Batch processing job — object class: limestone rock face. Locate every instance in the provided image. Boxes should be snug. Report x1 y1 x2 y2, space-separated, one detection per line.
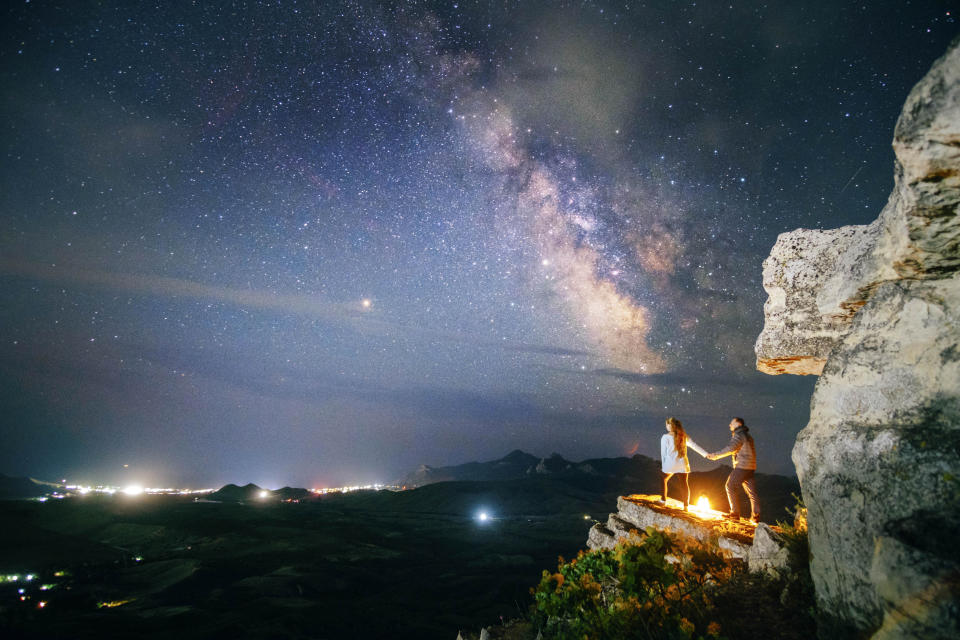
793 277 960 635
755 226 871 374
757 38 960 638
757 40 960 372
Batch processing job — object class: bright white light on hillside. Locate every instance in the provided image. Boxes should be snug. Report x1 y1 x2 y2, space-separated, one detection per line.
477 511 489 522
122 484 143 496
259 490 269 499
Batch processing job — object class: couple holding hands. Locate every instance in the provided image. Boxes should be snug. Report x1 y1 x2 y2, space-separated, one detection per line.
659 416 761 523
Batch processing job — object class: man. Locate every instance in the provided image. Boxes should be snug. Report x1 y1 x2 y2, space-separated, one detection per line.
706 417 760 523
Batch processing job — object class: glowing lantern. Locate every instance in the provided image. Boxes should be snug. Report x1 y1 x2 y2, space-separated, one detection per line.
696 495 710 511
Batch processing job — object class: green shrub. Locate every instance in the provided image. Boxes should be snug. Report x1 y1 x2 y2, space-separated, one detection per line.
530 528 732 639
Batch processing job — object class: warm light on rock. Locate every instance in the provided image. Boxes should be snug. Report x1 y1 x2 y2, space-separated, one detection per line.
586 495 783 570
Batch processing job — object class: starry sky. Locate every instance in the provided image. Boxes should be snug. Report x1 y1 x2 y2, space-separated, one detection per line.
1 1 956 488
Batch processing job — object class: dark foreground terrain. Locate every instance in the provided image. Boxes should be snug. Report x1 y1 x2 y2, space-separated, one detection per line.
0 466 798 639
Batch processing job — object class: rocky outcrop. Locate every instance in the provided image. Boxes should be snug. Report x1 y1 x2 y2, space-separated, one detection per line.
757 38 960 373
747 523 792 577
756 38 960 638
586 495 789 573
755 226 871 374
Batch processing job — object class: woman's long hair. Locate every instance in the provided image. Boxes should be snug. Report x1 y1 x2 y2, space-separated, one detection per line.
666 417 687 458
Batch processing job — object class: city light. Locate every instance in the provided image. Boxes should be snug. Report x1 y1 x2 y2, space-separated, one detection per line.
310 482 398 495
33 483 217 501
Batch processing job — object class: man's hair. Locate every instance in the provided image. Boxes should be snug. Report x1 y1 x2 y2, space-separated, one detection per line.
731 417 745 427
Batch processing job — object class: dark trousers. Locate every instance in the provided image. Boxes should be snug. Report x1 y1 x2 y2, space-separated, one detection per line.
725 468 759 518
661 472 690 507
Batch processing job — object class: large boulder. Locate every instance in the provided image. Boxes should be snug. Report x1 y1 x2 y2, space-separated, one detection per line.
756 38 960 638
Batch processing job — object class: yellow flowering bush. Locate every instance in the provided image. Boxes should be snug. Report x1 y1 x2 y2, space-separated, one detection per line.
531 527 734 639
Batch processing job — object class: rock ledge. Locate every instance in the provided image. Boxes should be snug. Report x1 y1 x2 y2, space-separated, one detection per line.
587 494 788 574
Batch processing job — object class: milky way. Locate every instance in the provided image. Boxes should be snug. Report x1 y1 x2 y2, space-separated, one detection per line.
0 2 955 486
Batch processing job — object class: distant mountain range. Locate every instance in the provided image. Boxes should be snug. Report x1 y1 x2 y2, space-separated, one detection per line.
207 483 310 502
398 449 671 487
197 450 799 523
397 449 685 487
398 449 580 486
1 451 802 523
390 450 801 522
0 473 55 499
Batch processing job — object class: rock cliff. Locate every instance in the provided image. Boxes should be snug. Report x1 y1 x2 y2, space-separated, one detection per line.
756 38 960 639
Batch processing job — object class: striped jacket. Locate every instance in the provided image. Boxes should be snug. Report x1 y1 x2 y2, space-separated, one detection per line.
710 426 756 470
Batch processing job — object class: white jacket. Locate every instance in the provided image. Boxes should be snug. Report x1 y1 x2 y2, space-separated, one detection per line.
661 433 707 473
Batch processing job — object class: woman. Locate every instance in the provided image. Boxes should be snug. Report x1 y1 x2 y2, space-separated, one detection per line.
659 417 707 510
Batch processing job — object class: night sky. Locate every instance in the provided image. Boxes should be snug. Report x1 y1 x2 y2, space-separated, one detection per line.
1 1 956 489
